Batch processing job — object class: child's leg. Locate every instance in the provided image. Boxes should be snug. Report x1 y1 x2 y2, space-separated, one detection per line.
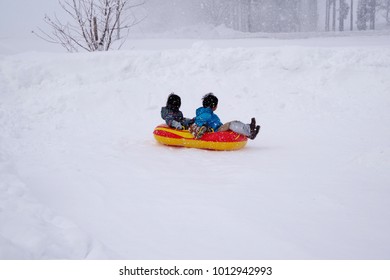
217 123 230 132
218 121 251 137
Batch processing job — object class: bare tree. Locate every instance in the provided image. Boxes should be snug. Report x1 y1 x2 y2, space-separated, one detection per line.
350 0 354 30
200 0 231 27
332 0 337 30
339 0 350 31
357 0 378 30
357 0 369 30
368 0 377 29
379 0 390 25
33 0 145 52
326 0 337 31
326 0 330 31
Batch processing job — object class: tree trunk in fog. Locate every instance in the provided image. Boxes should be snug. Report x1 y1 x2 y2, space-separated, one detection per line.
388 0 390 25
386 0 390 25
325 0 337 31
248 0 252 32
369 0 376 29
357 0 377 30
350 0 354 30
339 0 345 30
339 0 350 31
387 0 390 25
117 0 121 40
326 0 331 31
332 0 337 31
202 0 318 33
357 0 367 30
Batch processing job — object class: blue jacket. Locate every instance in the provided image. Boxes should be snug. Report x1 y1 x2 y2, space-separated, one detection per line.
194 107 223 131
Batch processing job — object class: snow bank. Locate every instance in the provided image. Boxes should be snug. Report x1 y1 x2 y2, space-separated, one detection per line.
0 39 390 259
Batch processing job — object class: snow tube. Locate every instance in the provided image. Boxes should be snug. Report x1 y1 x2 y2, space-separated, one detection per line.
153 124 247 151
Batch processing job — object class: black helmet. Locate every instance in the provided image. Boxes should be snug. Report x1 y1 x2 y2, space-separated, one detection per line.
166 93 181 110
202 93 218 109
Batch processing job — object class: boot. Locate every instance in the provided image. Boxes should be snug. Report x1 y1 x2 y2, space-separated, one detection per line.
249 125 260 140
196 126 208 139
190 124 208 139
250 117 256 133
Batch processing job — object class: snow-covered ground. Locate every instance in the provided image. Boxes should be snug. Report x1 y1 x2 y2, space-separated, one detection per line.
1 29 390 259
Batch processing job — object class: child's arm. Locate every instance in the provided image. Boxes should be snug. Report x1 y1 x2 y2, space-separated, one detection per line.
181 117 195 129
166 113 184 129
162 108 184 129
170 120 184 130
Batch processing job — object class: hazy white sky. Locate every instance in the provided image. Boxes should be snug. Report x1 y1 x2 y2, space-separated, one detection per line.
0 0 61 37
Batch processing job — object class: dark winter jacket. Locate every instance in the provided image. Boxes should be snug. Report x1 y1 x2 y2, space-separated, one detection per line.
161 106 193 129
194 107 223 131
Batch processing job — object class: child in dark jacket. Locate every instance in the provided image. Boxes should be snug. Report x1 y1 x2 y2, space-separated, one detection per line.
190 93 260 139
161 93 194 130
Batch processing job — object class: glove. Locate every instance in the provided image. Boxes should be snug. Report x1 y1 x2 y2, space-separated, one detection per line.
171 120 183 130
182 118 194 129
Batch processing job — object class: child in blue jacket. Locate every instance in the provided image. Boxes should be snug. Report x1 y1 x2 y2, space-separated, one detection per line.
161 93 194 130
190 93 260 139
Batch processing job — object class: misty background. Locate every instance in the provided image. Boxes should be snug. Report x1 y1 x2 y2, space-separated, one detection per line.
1 0 390 40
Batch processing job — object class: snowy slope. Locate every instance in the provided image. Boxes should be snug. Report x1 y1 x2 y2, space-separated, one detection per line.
1 35 390 259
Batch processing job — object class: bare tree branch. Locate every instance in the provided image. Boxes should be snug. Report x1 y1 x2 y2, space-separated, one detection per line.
34 0 145 52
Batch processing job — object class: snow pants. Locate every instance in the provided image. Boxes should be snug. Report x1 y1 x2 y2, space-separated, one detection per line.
217 121 251 137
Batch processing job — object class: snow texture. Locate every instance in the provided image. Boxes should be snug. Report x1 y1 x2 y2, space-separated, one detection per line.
1 29 390 259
